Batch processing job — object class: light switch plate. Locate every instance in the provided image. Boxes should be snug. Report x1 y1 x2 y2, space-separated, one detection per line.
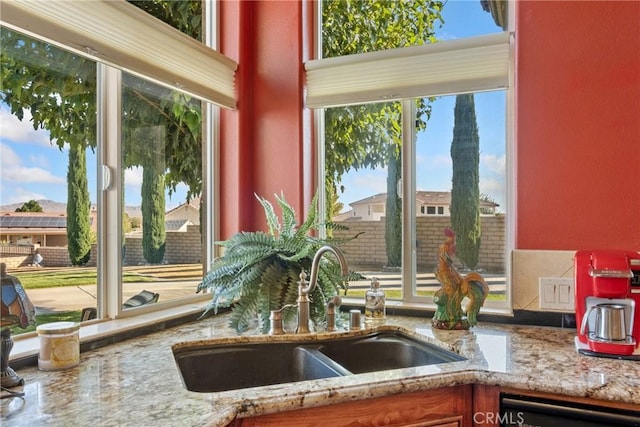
539 277 575 311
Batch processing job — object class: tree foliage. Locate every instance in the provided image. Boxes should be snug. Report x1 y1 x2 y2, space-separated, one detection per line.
0 1 204 200
322 0 443 266
1 1 202 267
450 94 481 269
142 163 166 264
67 144 92 265
15 200 43 212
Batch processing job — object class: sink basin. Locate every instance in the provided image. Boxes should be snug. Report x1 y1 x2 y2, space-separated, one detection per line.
316 331 466 374
173 341 348 392
172 330 465 393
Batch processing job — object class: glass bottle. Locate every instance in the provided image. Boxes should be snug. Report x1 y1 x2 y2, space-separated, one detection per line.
364 277 386 324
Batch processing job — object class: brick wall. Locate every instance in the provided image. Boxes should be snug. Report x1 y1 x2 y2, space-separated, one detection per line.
0 225 203 268
0 246 73 268
123 225 202 265
334 215 505 273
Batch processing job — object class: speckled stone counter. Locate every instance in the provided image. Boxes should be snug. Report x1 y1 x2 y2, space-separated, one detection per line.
2 314 640 426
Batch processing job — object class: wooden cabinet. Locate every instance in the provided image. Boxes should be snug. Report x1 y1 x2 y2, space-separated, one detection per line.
232 384 502 427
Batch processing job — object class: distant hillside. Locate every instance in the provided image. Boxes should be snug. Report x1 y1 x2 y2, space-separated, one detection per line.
0 199 142 218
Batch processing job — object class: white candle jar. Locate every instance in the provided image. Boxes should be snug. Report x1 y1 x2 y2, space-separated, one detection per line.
37 321 80 371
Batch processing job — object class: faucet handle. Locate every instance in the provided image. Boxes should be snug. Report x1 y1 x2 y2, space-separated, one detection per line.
325 296 342 332
268 304 295 335
298 271 310 296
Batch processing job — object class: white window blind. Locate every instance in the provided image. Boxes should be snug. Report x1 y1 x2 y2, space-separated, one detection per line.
1 0 237 109
305 32 510 108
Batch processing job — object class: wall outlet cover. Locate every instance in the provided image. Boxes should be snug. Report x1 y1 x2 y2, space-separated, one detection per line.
539 277 575 311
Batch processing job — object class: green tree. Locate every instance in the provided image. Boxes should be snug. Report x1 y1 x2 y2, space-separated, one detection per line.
123 212 133 234
15 200 43 212
0 1 202 264
322 0 443 266
142 163 166 264
67 143 92 265
450 94 481 269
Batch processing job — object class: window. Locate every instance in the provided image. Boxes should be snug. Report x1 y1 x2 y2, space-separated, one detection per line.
1 1 234 335
313 0 511 309
1 27 102 330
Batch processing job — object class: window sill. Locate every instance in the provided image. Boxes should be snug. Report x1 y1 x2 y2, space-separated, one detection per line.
340 297 513 316
10 299 513 367
10 301 208 367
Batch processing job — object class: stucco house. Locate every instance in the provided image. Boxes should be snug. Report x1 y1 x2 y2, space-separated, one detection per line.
165 196 201 226
339 191 499 221
0 211 97 246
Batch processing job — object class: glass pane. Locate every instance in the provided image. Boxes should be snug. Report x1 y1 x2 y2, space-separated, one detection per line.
121 72 204 310
437 0 506 39
414 91 506 302
322 0 445 57
1 27 100 333
130 1 203 42
327 101 404 301
322 0 504 59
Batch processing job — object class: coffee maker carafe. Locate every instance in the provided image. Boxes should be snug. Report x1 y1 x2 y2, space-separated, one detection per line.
574 250 640 358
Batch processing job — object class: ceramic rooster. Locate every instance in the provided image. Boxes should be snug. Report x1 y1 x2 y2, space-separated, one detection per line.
432 228 489 330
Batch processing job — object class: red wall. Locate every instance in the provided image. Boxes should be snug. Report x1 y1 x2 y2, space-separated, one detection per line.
218 0 313 238
516 0 640 250
219 1 640 250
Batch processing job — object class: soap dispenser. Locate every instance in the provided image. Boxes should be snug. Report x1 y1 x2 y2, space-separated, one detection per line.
364 277 386 324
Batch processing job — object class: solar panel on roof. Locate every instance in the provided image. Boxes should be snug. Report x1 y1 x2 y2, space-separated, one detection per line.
0 216 67 228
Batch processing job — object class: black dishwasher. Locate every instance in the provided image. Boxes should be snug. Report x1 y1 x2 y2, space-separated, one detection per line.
500 393 640 426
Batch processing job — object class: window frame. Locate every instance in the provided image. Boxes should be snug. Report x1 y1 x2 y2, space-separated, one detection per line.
312 3 515 312
3 1 223 325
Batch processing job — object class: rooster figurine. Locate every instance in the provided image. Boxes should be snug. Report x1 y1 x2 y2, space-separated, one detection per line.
432 227 489 330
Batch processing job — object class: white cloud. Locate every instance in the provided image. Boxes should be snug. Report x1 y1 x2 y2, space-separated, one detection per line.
0 107 51 146
351 171 387 193
480 178 506 211
481 153 505 176
28 153 54 169
124 166 143 187
0 143 65 184
3 187 48 205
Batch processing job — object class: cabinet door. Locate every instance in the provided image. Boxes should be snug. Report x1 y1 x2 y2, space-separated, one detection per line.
235 385 472 427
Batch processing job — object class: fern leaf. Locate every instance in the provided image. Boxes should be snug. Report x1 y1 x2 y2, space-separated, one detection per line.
296 192 319 237
256 194 280 236
228 285 262 333
276 192 298 238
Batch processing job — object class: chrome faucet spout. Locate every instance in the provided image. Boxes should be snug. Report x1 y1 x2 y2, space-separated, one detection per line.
296 245 349 334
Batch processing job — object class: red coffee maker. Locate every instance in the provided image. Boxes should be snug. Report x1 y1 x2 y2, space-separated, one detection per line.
574 250 640 358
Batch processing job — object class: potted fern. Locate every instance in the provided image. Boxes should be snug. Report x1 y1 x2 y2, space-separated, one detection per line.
197 193 359 334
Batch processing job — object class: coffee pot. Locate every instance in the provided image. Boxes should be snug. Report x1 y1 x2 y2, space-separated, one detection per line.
580 303 628 342
574 250 640 357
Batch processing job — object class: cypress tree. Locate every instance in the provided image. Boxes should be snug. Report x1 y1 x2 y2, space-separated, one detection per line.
385 146 402 267
450 94 481 269
141 163 166 264
67 143 92 266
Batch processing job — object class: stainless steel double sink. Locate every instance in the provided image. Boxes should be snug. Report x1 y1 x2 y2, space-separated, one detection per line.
172 330 465 393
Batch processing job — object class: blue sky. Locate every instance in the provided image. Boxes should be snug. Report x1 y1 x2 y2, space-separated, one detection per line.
0 0 505 212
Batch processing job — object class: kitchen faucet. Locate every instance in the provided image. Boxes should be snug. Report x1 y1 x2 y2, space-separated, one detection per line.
295 245 350 334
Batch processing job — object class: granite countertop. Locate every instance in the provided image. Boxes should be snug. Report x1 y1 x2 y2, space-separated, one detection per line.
2 313 639 426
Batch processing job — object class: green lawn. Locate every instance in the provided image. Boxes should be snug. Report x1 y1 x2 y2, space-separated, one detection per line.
12 269 153 289
10 310 82 334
